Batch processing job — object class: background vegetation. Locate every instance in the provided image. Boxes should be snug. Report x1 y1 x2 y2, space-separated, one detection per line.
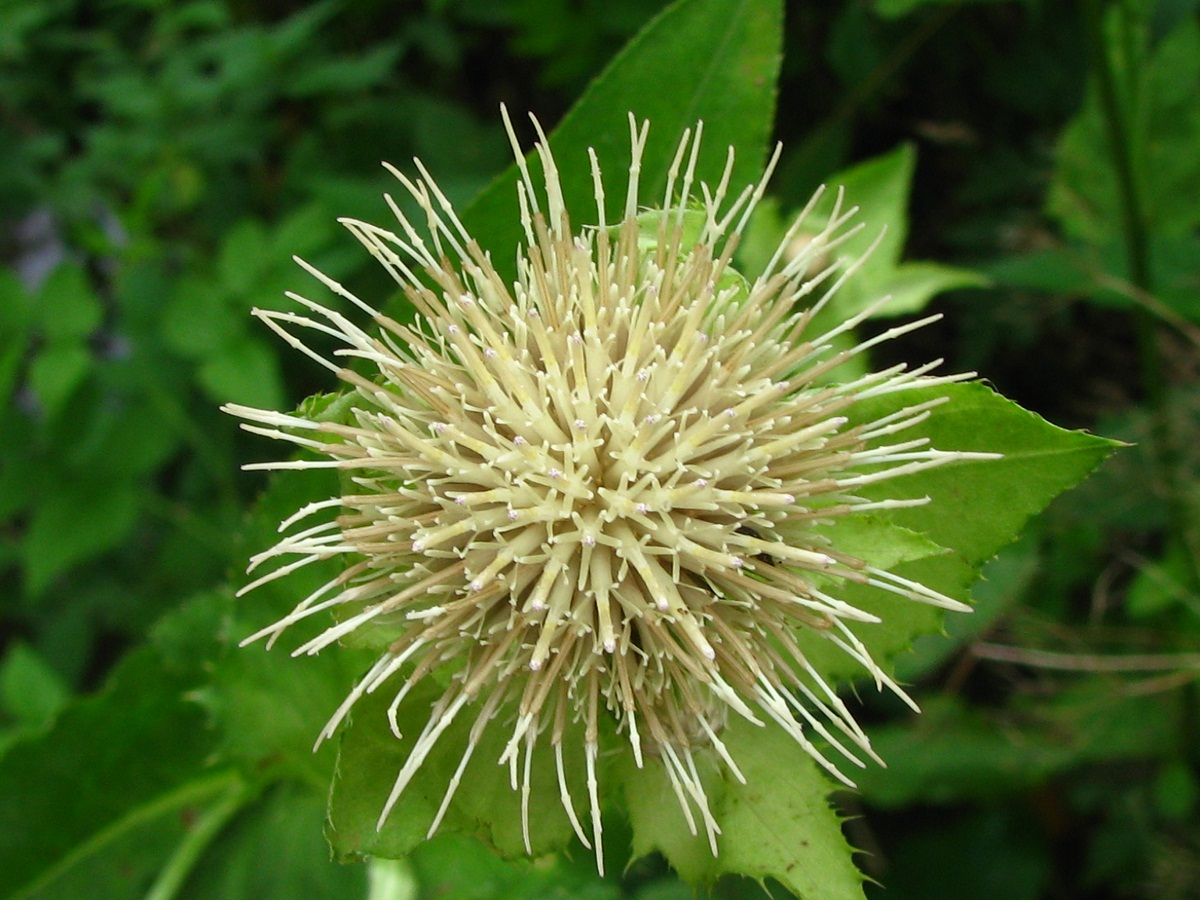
2 0 1199 897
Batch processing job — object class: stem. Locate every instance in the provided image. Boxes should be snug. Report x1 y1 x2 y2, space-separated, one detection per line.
143 776 254 900
1081 0 1148 288
1080 0 1160 390
972 643 1200 673
15 771 244 900
1080 0 1200 587
792 4 958 179
367 858 419 900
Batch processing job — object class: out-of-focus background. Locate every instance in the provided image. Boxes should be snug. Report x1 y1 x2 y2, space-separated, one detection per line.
3 0 1200 897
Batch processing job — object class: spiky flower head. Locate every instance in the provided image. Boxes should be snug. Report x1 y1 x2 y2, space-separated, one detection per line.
225 109 989 872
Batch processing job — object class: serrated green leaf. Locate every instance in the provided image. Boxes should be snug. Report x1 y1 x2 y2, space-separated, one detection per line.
849 381 1120 566
797 545 980 685
792 383 1116 682
328 680 587 862
462 0 783 276
622 717 865 900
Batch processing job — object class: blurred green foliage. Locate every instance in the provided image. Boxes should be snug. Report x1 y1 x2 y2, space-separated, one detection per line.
2 0 1200 896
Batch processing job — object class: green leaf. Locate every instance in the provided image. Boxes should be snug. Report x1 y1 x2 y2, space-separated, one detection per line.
407 834 617 900
162 277 242 359
198 336 286 410
219 220 272 296
814 146 987 319
462 0 783 274
170 784 368 900
740 149 985 323
797 543 980 685
856 683 1184 808
1125 537 1195 618
208 470 378 787
1048 15 1200 247
982 247 1116 300
271 202 336 260
23 473 142 596
328 680 587 862
207 611 376 788
877 261 989 317
27 343 92 421
36 264 102 342
792 382 1117 682
0 643 69 729
849 382 1120 566
0 266 31 336
286 44 402 96
0 647 222 899
873 0 1004 17
622 717 865 900
820 144 915 280
1153 761 1199 821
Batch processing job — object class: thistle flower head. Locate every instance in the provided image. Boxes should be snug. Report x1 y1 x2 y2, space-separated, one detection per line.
225 109 987 872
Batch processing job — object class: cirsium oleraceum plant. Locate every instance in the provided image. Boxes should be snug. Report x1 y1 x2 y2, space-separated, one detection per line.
223 110 998 873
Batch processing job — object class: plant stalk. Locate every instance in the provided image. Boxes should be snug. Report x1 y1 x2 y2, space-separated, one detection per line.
1081 0 1200 589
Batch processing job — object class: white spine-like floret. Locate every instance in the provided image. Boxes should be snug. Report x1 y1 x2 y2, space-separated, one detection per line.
224 108 994 874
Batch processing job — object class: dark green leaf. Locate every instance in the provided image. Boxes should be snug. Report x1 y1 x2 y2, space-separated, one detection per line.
1049 16 1200 250
857 683 1184 808
0 647 223 899
23 473 142 595
463 0 783 274
219 220 272 296
175 784 367 900
408 834 618 900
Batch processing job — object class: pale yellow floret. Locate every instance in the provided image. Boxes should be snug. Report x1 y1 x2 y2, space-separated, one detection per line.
223 106 999 874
